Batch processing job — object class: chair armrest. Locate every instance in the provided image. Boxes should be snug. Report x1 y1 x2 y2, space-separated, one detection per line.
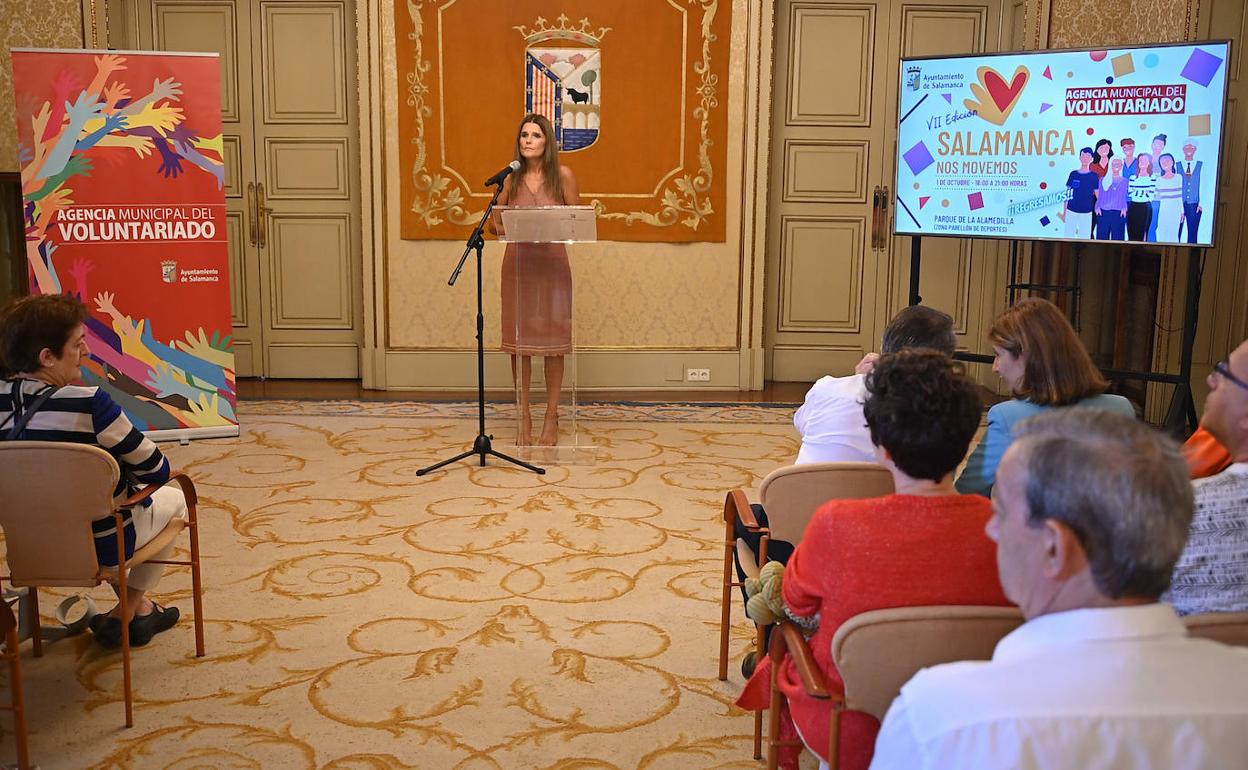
119 472 198 510
725 488 765 531
770 621 836 701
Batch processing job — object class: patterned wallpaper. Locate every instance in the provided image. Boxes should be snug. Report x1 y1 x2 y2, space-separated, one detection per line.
1048 0 1198 48
382 1 749 350
0 0 85 171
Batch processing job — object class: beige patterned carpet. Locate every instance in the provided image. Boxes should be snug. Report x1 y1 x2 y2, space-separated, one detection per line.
2 399 806 769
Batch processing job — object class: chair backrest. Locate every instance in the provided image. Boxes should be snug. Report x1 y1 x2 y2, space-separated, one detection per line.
758 462 893 544
833 605 1024 720
0 441 119 587
1183 611 1248 647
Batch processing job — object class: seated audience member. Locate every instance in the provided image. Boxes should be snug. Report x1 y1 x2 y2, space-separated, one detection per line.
0 294 186 649
957 297 1134 496
1166 340 1248 614
736 351 1009 770
793 305 956 464
734 306 957 675
870 410 1248 770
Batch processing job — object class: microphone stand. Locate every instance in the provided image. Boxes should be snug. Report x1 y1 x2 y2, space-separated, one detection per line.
417 180 545 476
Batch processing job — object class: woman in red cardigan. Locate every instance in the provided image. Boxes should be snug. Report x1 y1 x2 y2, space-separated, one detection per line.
736 350 1011 770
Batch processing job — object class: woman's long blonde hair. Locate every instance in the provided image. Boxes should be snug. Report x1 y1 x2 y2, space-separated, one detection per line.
507 113 564 203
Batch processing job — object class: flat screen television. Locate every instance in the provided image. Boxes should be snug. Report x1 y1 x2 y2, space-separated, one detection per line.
893 41 1230 247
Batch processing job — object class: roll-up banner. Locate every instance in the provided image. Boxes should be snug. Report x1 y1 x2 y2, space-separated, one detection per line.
10 48 238 440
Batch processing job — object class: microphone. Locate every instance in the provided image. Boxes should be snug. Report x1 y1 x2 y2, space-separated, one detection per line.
484 160 521 187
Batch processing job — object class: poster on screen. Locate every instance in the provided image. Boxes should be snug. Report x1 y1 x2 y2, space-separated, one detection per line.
893 42 1230 248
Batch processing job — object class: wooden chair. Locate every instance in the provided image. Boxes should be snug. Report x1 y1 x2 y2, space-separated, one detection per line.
766 605 1024 770
0 599 30 769
718 462 893 758
0 441 205 728
1183 611 1248 646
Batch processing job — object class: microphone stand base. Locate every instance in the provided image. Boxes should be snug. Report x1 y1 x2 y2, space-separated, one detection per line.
416 433 546 475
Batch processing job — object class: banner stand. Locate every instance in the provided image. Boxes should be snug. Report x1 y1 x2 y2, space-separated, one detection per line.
11 48 238 441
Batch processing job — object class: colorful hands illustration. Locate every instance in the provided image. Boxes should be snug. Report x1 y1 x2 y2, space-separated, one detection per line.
93 54 127 78
158 152 184 179
149 77 183 104
132 102 185 135
95 290 119 316
146 361 190 398
51 69 82 102
30 102 52 143
68 258 94 299
175 329 234 369
34 187 74 225
103 81 131 109
192 134 224 155
96 133 156 158
29 155 92 203
184 392 227 427
64 91 103 127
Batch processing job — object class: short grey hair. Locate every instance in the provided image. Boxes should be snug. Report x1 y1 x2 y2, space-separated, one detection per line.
1011 409 1192 599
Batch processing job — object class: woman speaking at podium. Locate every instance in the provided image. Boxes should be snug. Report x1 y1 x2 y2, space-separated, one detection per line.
492 113 581 446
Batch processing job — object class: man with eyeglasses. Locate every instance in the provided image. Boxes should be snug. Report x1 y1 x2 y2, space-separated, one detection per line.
1165 340 1248 615
869 410 1248 770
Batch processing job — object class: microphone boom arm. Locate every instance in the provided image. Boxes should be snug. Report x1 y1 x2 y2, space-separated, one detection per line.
448 181 505 287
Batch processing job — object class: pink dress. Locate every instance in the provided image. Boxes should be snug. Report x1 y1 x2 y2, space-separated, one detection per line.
500 180 572 355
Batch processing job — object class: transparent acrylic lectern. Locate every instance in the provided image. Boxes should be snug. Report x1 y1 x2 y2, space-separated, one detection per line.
497 205 598 464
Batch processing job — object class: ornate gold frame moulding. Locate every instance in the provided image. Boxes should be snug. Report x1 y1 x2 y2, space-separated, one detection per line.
399 1 726 241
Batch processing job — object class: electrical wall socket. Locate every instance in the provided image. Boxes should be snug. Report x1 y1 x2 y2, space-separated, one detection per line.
686 368 710 382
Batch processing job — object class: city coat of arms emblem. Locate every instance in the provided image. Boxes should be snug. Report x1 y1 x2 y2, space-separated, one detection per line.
518 15 607 152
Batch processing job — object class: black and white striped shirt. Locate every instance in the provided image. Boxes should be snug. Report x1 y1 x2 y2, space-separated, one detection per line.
0 377 171 565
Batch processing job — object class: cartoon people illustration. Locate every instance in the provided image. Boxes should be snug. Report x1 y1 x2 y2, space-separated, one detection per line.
1178 138 1203 244
1092 139 1113 179
1095 158 1128 241
1127 152 1156 243
1062 147 1099 240
1120 137 1138 180
1147 134 1167 241
1154 152 1184 244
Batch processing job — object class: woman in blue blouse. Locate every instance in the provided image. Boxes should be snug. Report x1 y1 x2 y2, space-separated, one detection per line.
956 298 1135 496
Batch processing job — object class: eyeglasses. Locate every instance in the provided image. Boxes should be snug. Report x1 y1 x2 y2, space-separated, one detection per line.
1212 359 1248 393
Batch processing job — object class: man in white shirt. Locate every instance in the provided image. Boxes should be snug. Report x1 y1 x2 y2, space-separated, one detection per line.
1166 338 1248 615
736 306 957 677
793 305 956 463
870 409 1248 770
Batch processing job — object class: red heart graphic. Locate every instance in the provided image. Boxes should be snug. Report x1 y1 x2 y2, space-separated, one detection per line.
983 68 1027 114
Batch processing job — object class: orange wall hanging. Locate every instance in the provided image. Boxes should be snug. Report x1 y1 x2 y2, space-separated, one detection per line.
395 1 730 242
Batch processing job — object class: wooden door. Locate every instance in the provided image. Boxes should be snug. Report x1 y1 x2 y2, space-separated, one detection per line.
765 0 1007 382
766 0 896 382
138 0 362 378
880 0 1005 360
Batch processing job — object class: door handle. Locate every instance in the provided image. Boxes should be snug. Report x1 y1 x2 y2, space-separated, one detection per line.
256 182 273 248
247 181 258 246
870 186 882 251
878 186 890 251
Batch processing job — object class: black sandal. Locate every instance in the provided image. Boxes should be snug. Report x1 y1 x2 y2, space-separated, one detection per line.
129 603 180 647
91 615 125 649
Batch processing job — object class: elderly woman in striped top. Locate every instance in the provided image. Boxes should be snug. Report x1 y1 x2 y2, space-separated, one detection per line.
0 294 187 649
1126 152 1156 242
